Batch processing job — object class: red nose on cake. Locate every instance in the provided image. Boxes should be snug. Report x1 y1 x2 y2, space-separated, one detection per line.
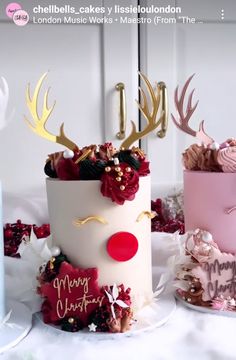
107 231 138 262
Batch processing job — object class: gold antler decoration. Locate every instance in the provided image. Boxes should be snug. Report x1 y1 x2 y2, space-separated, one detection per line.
25 73 78 151
120 72 165 149
74 149 92 164
73 216 108 227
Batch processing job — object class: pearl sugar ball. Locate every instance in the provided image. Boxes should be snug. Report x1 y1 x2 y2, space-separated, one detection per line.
202 231 213 243
63 149 74 159
51 246 61 257
210 142 220 151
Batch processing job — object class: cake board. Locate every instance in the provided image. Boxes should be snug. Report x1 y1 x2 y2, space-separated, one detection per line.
0 300 32 354
35 293 176 339
175 292 236 318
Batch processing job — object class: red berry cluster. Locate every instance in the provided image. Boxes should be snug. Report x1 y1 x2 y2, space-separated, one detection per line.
3 220 50 257
151 199 185 234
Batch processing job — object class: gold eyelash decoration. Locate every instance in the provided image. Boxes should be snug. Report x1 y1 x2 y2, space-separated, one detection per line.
136 211 157 222
73 216 108 227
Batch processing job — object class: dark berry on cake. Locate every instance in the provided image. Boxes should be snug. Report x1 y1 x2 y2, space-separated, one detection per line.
88 305 110 332
79 159 107 180
39 252 69 283
61 316 84 332
118 150 141 171
44 160 57 178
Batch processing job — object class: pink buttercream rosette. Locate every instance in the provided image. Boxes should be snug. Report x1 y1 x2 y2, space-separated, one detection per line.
183 140 236 173
217 146 236 172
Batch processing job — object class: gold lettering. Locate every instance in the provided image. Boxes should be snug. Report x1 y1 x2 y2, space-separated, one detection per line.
56 298 68 319
53 275 90 298
55 295 105 319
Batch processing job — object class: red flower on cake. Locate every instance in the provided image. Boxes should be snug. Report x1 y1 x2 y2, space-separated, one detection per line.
100 163 139 205
55 158 79 180
138 160 150 176
40 262 105 325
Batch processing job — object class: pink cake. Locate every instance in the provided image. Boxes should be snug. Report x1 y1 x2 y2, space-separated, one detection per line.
172 75 236 311
184 171 236 254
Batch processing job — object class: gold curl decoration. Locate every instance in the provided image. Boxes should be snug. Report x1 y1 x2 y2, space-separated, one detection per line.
136 211 157 222
73 216 108 227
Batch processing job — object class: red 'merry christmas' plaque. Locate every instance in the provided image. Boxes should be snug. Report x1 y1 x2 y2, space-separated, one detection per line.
40 262 105 325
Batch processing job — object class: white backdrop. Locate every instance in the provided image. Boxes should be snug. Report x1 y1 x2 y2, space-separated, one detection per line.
0 0 139 223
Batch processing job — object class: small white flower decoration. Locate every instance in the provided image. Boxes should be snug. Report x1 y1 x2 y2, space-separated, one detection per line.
105 283 129 319
88 323 97 332
18 229 52 263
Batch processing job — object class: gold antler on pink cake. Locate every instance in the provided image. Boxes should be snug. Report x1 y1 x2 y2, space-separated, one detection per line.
120 72 165 149
171 74 213 145
25 73 78 151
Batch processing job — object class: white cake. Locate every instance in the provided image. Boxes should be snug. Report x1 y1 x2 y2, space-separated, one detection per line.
46 176 152 307
25 72 165 333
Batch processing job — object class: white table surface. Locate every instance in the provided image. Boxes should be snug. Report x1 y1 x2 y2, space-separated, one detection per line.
2 233 236 360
